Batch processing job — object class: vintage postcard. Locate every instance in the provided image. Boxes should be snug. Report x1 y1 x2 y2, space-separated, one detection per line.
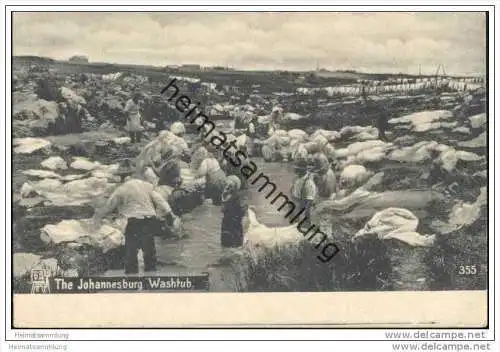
8 10 490 328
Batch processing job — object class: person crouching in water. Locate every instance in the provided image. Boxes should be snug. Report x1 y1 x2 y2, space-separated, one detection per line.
221 175 246 248
195 145 227 206
290 158 317 228
155 160 183 237
312 153 337 199
92 167 179 275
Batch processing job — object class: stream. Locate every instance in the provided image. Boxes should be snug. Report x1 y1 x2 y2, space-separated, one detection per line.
102 156 299 292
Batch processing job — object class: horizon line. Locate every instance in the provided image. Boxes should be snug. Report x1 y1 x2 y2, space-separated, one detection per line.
12 54 485 78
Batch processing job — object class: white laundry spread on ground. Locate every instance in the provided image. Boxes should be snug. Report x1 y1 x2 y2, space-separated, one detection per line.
340 164 372 186
70 157 102 171
243 208 304 249
24 176 115 207
353 207 436 247
14 137 52 154
40 218 126 253
40 156 68 170
388 110 453 131
22 169 62 179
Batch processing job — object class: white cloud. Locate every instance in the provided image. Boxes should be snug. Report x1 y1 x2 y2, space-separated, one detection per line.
13 12 486 75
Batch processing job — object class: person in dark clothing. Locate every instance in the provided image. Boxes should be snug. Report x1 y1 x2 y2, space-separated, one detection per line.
123 217 161 273
220 176 246 248
246 115 258 156
92 170 175 274
376 113 389 141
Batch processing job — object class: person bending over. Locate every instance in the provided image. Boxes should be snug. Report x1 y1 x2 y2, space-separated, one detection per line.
92 170 178 274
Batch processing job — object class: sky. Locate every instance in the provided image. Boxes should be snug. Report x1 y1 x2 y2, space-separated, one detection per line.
13 12 487 75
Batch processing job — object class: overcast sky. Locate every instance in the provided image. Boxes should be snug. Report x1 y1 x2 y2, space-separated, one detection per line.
13 12 486 75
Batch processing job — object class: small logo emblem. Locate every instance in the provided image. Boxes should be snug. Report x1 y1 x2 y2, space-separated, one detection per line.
30 268 51 294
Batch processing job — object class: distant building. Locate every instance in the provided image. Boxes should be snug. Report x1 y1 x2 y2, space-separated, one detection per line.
68 55 89 63
165 65 180 71
207 65 235 71
180 64 201 71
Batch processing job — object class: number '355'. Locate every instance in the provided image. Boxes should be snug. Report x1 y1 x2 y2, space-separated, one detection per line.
458 265 478 275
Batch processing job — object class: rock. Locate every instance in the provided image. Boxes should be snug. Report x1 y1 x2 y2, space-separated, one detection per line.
13 137 51 154
13 252 42 278
40 156 68 170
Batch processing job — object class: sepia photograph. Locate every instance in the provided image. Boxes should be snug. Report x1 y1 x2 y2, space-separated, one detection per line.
7 9 491 329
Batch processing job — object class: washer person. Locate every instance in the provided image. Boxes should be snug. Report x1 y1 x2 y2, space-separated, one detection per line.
92 168 179 274
290 158 317 227
124 92 143 143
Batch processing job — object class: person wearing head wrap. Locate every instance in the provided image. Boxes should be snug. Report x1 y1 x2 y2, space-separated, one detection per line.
270 105 283 131
311 153 337 199
155 160 182 200
220 175 246 248
246 114 258 157
170 121 186 137
290 158 317 227
195 151 227 206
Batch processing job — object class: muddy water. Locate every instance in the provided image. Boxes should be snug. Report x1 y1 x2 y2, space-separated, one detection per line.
103 158 298 291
